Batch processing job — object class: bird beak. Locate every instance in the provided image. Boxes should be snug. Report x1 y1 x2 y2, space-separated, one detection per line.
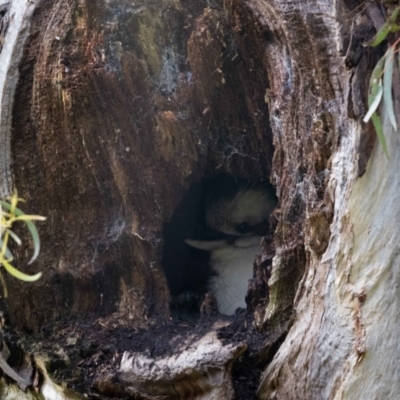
185 238 229 251
185 234 262 251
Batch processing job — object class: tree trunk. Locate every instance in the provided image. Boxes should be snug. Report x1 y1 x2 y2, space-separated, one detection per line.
0 0 396 398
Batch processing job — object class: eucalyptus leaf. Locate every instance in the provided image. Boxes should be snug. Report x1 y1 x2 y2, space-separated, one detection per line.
363 22 390 47
6 229 21 246
372 113 389 158
388 6 400 23
370 56 385 93
364 56 385 123
1 259 42 282
383 47 397 130
14 215 46 222
0 238 13 261
0 201 42 264
389 24 400 32
364 81 383 122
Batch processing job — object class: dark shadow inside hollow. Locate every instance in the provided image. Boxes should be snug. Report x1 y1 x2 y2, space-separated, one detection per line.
161 180 210 298
161 174 277 315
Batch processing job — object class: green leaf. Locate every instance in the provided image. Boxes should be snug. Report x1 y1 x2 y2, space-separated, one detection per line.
0 238 13 261
383 47 397 130
1 259 41 282
0 201 14 212
371 113 389 158
13 215 46 222
389 24 400 32
388 6 400 24
6 229 21 246
364 57 385 123
0 201 42 264
363 22 390 47
364 80 383 122
370 56 385 94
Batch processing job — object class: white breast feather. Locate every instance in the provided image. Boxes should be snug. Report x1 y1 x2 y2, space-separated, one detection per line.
208 240 260 315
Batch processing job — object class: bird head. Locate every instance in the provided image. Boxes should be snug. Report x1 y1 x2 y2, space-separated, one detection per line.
186 182 277 251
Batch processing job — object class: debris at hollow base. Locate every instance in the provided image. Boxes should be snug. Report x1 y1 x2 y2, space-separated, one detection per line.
94 328 246 399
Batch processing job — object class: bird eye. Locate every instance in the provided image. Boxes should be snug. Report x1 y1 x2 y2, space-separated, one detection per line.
236 222 251 234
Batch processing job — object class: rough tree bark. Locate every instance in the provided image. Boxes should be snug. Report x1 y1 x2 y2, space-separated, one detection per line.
0 0 397 399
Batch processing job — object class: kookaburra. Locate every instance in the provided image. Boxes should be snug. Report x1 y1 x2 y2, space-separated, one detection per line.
186 181 277 315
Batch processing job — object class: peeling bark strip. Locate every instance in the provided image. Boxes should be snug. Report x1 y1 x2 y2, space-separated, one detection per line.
0 0 398 398
0 0 40 197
